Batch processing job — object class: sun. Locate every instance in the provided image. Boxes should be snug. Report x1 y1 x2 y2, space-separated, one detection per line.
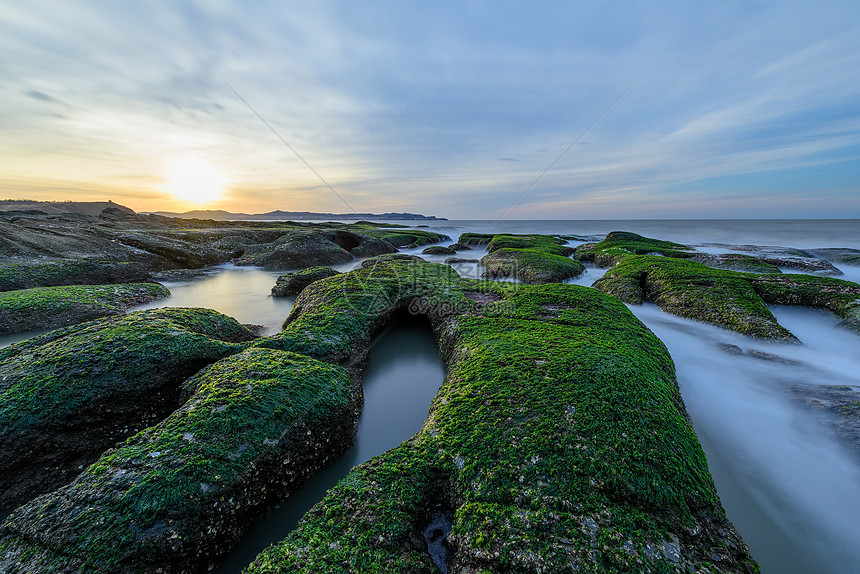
164 158 226 204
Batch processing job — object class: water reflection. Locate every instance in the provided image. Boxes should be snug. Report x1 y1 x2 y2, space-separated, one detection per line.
136 264 296 335
215 314 445 573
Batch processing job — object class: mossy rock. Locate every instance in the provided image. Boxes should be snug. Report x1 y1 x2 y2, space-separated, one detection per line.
0 308 256 516
457 232 495 246
244 261 757 573
0 259 150 292
481 248 585 284
422 245 456 256
810 248 860 266
355 227 450 248
0 348 356 573
271 267 340 297
691 253 783 274
592 254 860 339
360 253 425 268
448 243 471 251
0 283 170 335
574 231 695 266
235 231 355 270
486 234 574 257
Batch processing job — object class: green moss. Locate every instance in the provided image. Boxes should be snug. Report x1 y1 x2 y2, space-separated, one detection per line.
0 308 257 516
271 267 340 297
0 283 170 334
1 348 355 572
481 247 585 284
485 234 574 257
0 259 149 292
244 262 757 573
575 231 695 266
577 231 860 339
422 245 456 256
457 232 496 246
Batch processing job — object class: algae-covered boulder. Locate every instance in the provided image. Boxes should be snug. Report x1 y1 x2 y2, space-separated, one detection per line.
810 248 860 266
360 253 425 268
0 348 356 573
271 267 340 297
574 231 695 266
485 234 574 257
481 247 585 284
422 245 456 256
593 254 860 340
235 231 356 270
690 253 783 274
0 308 256 516
0 258 151 292
0 283 170 334
245 260 757 573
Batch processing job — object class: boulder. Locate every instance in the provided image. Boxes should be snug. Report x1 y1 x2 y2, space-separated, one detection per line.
0 283 171 335
0 308 255 516
271 267 341 297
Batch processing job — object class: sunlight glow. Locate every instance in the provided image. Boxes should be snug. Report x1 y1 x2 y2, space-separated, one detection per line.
164 158 226 204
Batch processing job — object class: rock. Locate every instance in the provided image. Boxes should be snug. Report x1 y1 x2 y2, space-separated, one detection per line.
583 232 860 340
447 243 471 251
698 243 842 275
0 283 171 334
809 248 860 266
360 253 425 268
149 268 213 281
790 385 860 459
574 231 695 266
691 253 783 274
481 248 585 284
0 259 151 292
837 305 860 335
444 257 479 264
485 234 575 257
235 231 355 270
422 245 456 256
272 267 341 297
0 348 356 573
0 308 255 517
246 260 757 573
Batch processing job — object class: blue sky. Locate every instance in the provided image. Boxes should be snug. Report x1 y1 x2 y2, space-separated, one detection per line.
1 0 858 218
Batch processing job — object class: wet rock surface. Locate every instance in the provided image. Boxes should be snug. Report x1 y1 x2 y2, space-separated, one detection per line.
473 234 584 284
582 232 860 340
0 283 171 334
271 267 341 297
0 308 256 518
246 260 757 573
0 348 356 573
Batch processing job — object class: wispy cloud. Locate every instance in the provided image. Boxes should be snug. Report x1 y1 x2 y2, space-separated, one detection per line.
0 1 858 217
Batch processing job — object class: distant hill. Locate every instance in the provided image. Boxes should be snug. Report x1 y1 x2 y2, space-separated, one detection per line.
152 209 447 221
0 200 133 216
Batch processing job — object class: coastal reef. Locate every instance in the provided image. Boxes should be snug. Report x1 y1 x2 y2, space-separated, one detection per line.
0 348 355 573
579 232 860 339
271 267 341 297
248 259 756 573
0 308 256 517
457 233 585 284
0 283 170 334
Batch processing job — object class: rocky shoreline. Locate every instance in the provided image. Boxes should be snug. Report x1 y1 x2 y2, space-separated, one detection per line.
2 208 860 573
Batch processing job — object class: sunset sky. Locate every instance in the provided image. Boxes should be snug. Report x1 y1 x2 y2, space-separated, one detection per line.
1 1 859 218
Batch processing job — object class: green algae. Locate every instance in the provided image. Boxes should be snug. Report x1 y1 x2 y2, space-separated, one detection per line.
0 308 257 515
244 261 756 573
0 259 149 292
0 283 170 334
271 267 340 297
0 348 355 573
592 254 860 340
575 231 695 266
481 247 586 284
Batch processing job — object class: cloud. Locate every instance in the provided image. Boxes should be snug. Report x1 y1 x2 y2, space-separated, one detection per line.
0 1 858 217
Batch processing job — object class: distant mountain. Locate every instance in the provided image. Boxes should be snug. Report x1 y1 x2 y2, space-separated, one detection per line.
0 200 133 216
152 209 447 221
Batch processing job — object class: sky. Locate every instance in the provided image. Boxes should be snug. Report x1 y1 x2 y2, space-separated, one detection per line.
1 0 859 219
